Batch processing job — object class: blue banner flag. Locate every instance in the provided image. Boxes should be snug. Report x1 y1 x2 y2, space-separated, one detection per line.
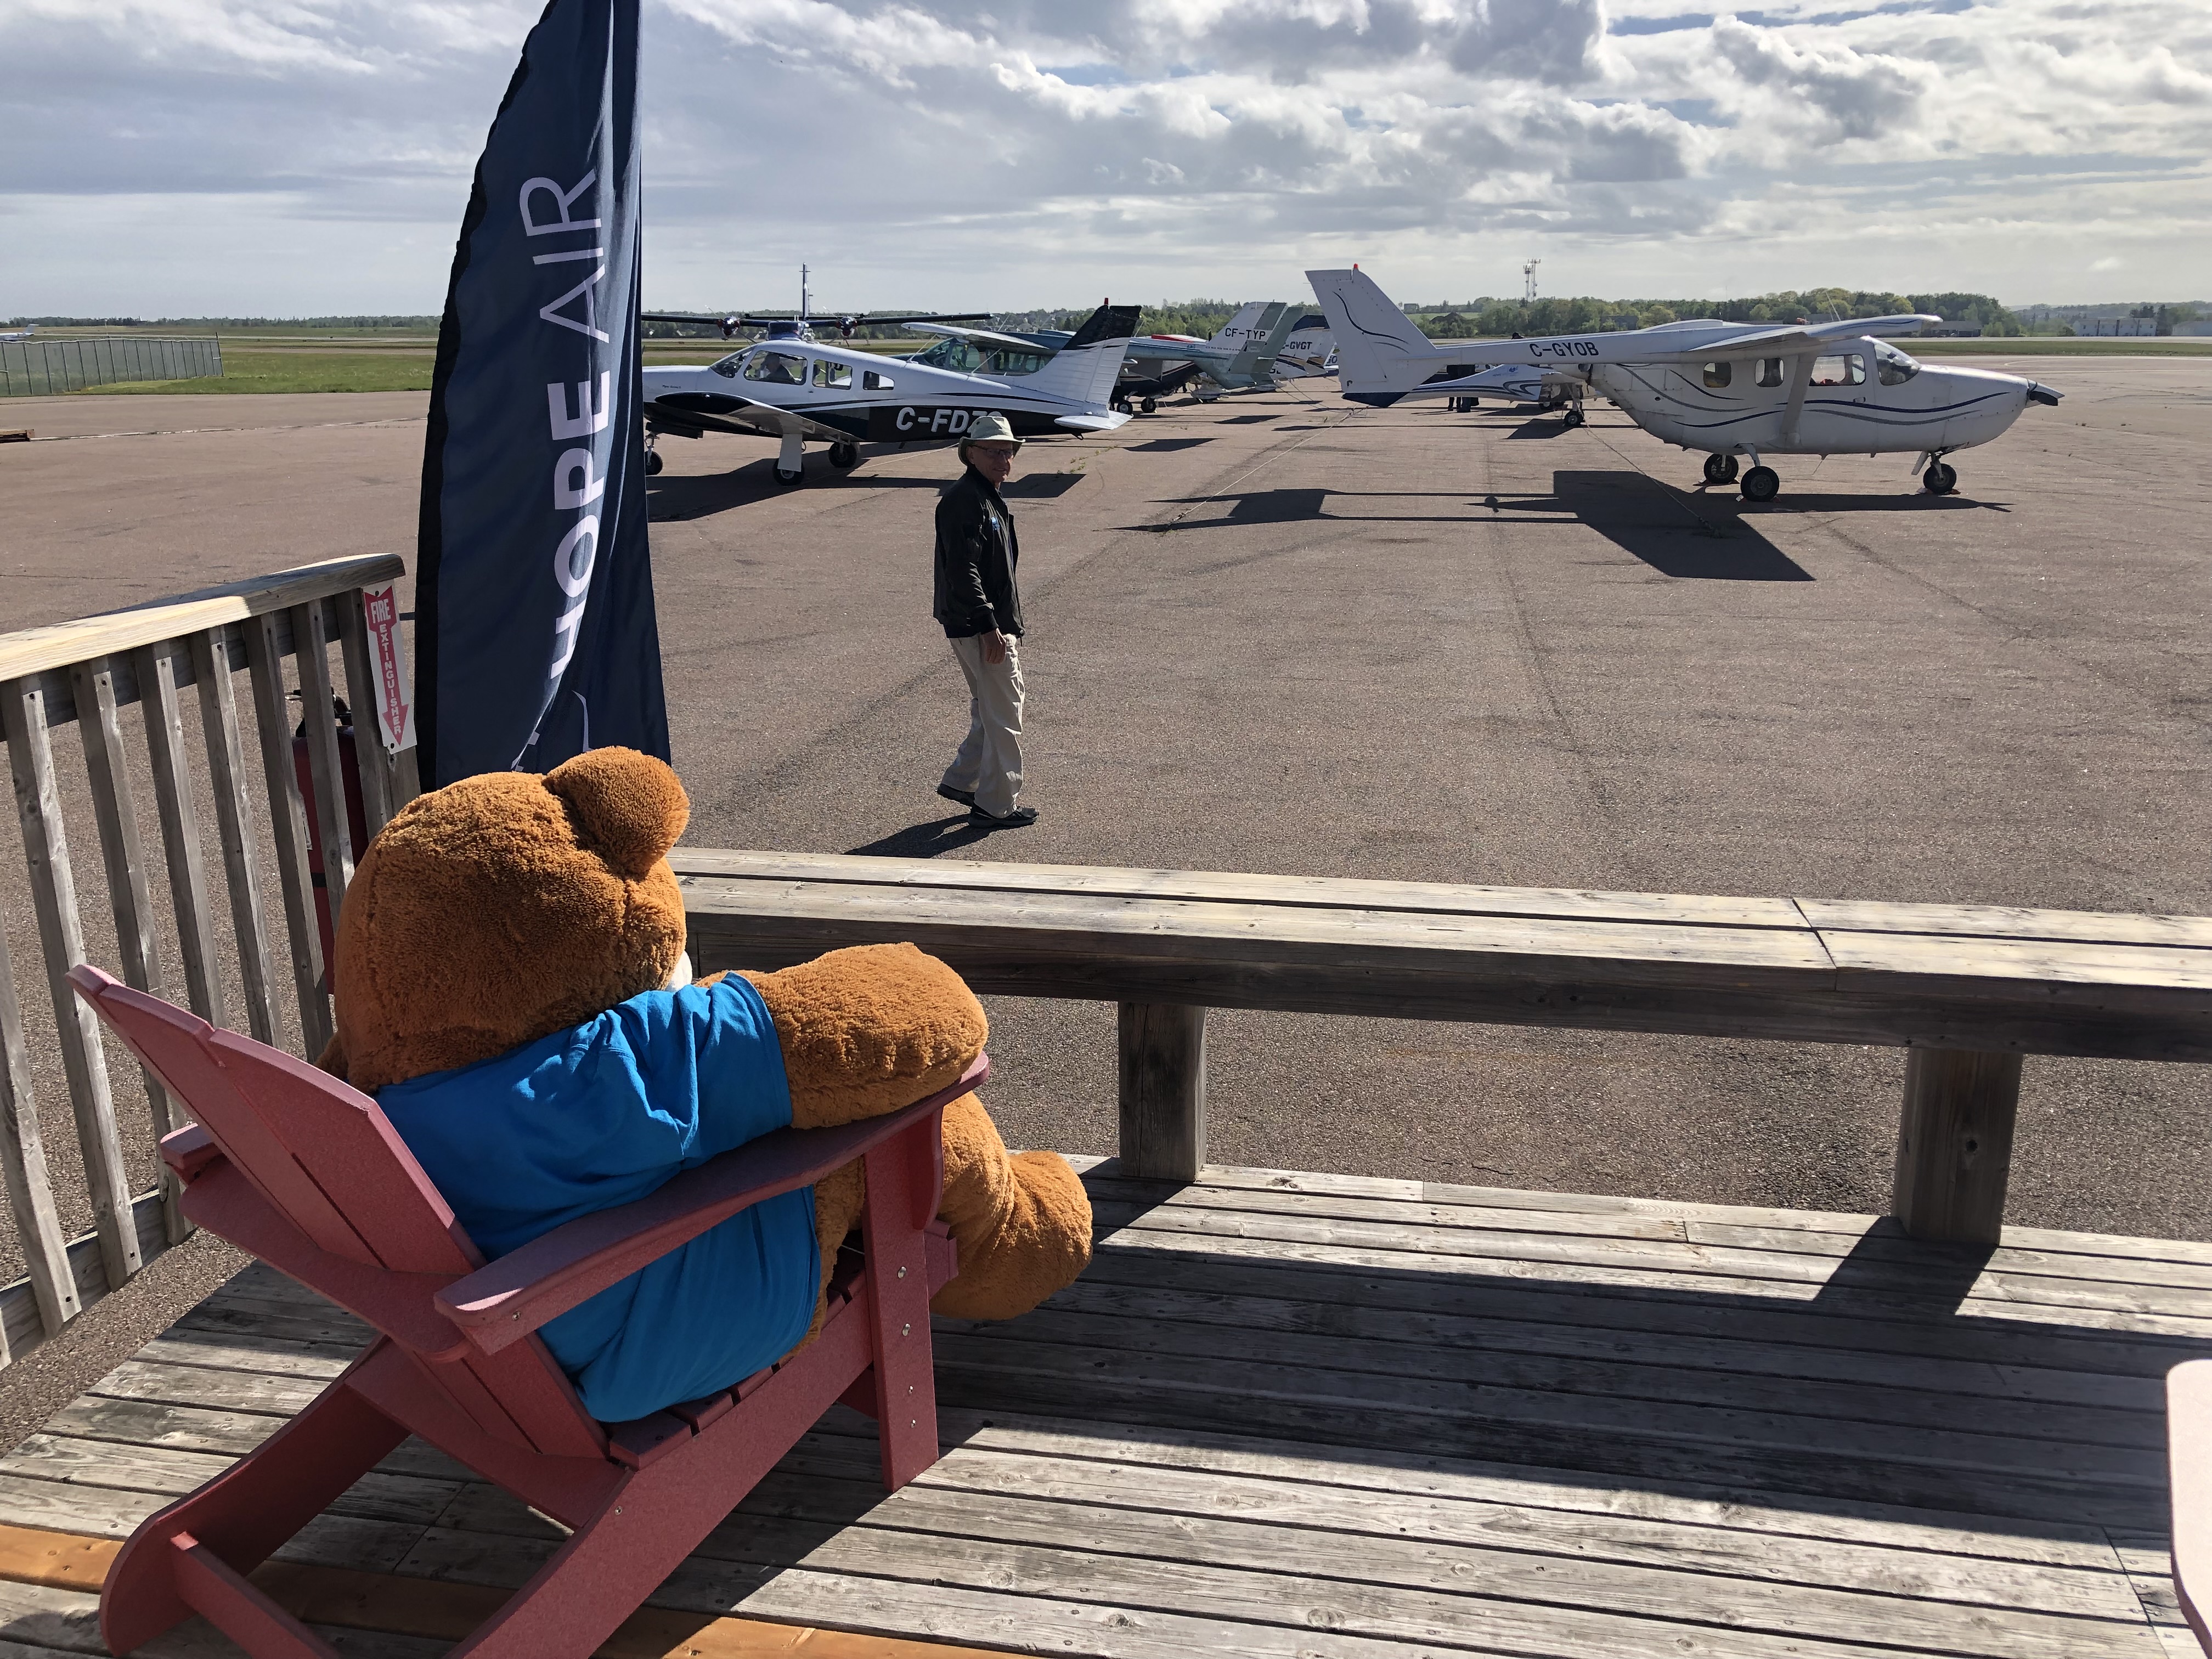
416 0 668 786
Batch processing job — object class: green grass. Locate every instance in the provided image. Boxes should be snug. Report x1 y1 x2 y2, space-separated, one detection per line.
84 349 436 394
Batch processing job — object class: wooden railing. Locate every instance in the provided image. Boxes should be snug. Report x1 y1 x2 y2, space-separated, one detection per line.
0 556 415 1362
677 849 2212 1246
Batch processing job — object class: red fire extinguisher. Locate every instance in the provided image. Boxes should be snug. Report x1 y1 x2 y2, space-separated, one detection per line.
294 692 370 991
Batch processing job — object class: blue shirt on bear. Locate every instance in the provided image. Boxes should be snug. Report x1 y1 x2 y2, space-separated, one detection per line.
375 974 817 1425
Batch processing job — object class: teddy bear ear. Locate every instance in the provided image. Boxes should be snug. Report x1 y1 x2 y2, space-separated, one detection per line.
543 748 690 878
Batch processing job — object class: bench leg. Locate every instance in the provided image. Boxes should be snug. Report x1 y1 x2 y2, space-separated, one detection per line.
1892 1047 2022 1246
1118 1002 1206 1182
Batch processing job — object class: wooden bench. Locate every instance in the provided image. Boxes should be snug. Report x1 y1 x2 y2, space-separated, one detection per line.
676 850 2212 1246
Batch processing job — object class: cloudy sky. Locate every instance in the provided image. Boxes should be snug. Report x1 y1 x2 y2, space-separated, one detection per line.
3 0 2207 316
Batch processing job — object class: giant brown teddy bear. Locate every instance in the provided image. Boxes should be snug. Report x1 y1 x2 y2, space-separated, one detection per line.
317 746 1091 1397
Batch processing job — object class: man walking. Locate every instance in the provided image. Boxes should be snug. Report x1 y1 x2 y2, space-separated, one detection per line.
933 412 1036 828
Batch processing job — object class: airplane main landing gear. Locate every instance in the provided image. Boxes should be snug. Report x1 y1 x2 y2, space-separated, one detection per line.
828 443 859 470
1923 461 1958 495
1141 397 1158 414
644 448 664 477
1740 465 1779 503
1702 453 1739 486
1562 406 1585 428
773 466 804 486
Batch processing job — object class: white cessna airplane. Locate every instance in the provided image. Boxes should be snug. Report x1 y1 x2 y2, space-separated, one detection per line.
0 323 36 342
637 303 1138 484
1307 268 2061 500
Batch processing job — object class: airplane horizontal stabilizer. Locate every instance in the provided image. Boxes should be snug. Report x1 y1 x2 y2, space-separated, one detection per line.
1055 411 1132 432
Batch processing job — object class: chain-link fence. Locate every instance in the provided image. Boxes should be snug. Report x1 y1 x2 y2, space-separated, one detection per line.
0 335 222 396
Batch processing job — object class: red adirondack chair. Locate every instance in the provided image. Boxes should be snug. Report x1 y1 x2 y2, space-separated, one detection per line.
69 963 972 1659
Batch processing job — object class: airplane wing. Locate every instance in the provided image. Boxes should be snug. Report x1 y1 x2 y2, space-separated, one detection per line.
645 391 853 444
903 322 1065 353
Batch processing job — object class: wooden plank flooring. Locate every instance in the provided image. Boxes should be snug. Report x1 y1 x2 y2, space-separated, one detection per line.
0 1161 2201 1658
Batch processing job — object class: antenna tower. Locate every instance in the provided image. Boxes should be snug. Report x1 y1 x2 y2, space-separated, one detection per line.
1523 259 1541 303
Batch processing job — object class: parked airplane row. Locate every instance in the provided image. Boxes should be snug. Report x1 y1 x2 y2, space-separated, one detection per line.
637 292 1338 485
1305 268 2061 501
636 267 2058 499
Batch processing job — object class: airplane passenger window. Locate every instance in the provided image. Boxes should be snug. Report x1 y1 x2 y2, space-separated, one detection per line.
812 358 853 389
1755 358 1784 387
1874 342 1921 386
1810 354 1865 387
1701 360 1732 389
864 369 894 390
984 350 1047 377
743 351 806 385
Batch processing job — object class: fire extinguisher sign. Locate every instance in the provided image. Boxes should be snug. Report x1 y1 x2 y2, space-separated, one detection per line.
362 584 417 755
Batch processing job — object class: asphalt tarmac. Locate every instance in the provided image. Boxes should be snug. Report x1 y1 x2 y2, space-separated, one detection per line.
2 361 2208 1440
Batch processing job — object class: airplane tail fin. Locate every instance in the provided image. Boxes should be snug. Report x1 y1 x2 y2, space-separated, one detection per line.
1224 302 1298 379
1028 303 1141 408
1207 302 1270 349
1305 269 1437 403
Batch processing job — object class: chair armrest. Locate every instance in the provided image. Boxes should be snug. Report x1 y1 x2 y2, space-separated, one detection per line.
2173 1359 2212 1654
434 1054 986 1356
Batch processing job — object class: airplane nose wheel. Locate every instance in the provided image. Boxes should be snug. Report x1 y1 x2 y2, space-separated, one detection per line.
644 449 664 477
1141 397 1157 414
1702 453 1740 486
1740 465 1779 503
828 443 859 470
1922 461 1958 495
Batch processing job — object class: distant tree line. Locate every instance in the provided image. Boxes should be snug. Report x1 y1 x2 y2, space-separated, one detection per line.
5 315 445 329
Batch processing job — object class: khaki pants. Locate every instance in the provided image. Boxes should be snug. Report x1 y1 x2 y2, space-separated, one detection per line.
941 633 1024 817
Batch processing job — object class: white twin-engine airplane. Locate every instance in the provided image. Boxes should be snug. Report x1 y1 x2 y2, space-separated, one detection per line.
1307 268 2061 501
638 303 1139 485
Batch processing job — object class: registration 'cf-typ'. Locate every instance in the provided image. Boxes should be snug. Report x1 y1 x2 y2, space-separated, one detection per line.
638 304 1139 485
1307 268 2061 501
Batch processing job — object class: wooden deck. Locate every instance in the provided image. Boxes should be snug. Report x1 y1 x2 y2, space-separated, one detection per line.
0 1160 2203 1658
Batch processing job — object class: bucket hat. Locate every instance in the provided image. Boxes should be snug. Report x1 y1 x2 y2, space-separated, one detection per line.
960 411 1023 449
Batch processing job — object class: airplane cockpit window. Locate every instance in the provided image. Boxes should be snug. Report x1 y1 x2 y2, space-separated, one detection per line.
864 368 894 390
913 337 986 373
1755 358 1785 387
743 350 806 385
1701 360 1733 389
910 337 1047 377
1873 341 1921 386
710 353 744 379
1810 354 1866 387
813 358 853 390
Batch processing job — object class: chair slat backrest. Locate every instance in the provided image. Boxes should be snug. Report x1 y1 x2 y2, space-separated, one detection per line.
70 966 607 1460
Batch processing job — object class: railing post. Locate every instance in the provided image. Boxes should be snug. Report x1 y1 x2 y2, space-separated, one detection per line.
1118 1003 1207 1182
1893 1046 2021 1245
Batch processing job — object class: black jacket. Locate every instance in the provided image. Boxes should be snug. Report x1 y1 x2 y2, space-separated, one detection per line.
933 468 1022 639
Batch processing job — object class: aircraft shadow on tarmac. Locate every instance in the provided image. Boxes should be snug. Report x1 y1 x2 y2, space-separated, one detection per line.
1142 470 1994 582
647 454 1082 520
1127 437 1215 453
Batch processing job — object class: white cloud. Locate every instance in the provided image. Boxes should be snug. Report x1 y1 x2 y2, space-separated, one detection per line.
0 0 2205 313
